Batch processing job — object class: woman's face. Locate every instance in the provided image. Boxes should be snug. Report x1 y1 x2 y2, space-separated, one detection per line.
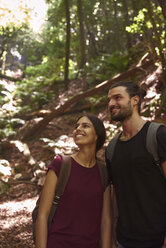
73 116 97 148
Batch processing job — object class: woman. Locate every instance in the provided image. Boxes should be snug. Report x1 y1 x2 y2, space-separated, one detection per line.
35 114 111 248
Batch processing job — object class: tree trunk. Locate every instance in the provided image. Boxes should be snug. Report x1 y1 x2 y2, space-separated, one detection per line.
1 50 7 74
155 89 166 118
64 0 71 88
113 0 121 51
100 0 110 31
121 0 132 50
20 59 153 141
85 21 99 57
131 0 139 16
157 0 166 20
146 0 166 88
77 0 86 69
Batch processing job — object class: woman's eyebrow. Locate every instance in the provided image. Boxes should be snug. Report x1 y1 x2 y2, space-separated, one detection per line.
76 122 91 126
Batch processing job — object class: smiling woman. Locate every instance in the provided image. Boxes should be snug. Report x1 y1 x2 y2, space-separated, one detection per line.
35 114 111 248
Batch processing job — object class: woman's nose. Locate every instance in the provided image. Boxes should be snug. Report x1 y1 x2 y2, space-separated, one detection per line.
76 124 81 130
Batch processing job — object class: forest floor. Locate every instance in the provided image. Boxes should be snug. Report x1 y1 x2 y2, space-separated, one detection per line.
0 184 37 248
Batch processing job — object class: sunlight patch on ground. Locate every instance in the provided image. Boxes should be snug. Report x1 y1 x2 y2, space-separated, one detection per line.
0 197 37 229
0 160 12 176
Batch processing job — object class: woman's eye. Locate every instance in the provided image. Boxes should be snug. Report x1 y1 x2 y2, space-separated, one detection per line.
74 123 90 129
82 123 90 128
82 124 87 128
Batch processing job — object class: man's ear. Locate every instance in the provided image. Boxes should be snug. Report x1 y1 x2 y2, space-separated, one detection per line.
133 95 139 105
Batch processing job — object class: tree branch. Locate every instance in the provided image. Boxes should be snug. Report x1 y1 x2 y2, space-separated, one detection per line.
20 59 154 141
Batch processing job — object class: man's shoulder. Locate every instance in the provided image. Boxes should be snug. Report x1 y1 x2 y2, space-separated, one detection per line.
149 121 166 137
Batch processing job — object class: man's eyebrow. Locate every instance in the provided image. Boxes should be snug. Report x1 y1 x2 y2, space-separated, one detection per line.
113 93 121 97
108 93 122 99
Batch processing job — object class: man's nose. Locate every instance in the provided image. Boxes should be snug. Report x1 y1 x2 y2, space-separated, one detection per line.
108 98 115 107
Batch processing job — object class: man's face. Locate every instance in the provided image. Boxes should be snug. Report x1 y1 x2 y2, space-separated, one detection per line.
108 86 133 122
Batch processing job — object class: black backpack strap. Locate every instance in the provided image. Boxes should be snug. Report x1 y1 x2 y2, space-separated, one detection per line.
97 161 108 192
48 155 71 228
105 132 121 162
146 122 163 166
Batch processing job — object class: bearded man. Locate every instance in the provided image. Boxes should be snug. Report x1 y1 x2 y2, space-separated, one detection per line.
106 81 166 248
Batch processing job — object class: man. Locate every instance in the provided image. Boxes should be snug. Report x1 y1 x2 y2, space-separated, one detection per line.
106 81 166 248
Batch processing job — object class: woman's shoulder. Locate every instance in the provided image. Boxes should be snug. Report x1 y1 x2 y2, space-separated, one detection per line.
48 155 63 177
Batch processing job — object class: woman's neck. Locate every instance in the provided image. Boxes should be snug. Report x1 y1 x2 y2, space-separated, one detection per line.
72 150 96 168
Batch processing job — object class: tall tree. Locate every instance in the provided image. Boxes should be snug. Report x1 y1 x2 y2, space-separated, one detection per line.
146 0 166 86
64 0 71 87
121 0 132 50
85 20 99 57
77 0 86 70
113 0 121 51
157 0 166 20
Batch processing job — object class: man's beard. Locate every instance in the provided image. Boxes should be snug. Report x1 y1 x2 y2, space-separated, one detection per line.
110 100 132 122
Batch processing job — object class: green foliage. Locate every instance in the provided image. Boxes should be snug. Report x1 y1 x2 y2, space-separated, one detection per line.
14 72 59 112
86 52 129 84
0 0 164 131
126 8 148 34
0 181 9 195
126 6 165 48
0 116 25 139
25 62 50 77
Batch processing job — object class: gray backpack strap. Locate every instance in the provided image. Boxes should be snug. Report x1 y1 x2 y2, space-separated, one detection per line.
146 122 163 166
97 161 108 192
48 155 71 229
106 132 121 162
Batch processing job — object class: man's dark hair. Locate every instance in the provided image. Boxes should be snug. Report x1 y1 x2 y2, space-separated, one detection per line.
109 81 146 113
76 114 106 152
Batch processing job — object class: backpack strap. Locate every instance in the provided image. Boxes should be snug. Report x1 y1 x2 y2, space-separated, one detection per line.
97 161 108 192
105 132 121 162
48 155 71 228
146 122 163 166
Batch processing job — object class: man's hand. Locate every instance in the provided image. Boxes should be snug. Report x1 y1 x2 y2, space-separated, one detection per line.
161 237 166 248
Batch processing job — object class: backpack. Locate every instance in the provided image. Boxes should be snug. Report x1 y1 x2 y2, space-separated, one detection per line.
32 154 108 243
106 122 165 248
105 122 165 173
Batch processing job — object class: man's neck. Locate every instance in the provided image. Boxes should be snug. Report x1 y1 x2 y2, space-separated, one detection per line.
121 114 147 141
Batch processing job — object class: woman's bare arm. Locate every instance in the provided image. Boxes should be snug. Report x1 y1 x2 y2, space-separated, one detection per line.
35 170 58 248
101 185 111 248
